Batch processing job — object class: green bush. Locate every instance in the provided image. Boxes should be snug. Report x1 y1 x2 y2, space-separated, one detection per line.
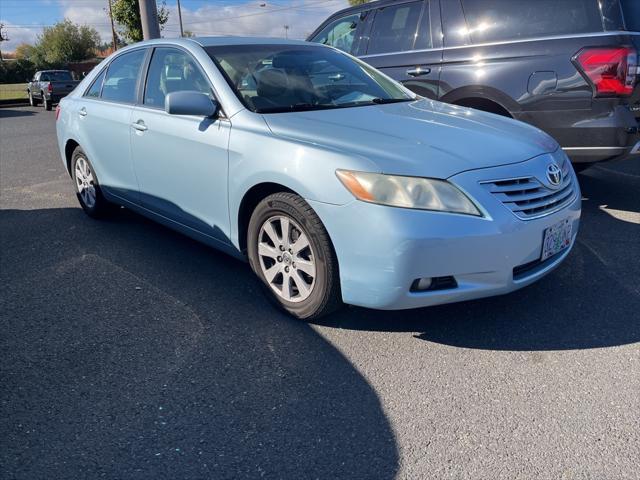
0 60 37 84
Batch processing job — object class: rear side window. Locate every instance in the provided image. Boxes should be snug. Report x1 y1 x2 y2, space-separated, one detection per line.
48 71 73 81
85 69 106 98
101 49 146 104
311 14 361 53
367 2 424 55
459 0 604 43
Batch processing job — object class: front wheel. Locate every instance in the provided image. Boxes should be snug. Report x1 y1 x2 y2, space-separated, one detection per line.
248 192 342 320
28 91 39 107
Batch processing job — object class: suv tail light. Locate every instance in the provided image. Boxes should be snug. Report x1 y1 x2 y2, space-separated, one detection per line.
55 105 61 121
47 83 53 93
574 47 638 97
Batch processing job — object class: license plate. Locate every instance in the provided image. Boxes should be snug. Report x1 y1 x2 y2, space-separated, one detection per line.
541 218 572 261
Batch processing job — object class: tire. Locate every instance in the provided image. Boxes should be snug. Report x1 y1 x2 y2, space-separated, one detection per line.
70 146 113 218
28 91 39 107
248 192 342 320
43 94 52 111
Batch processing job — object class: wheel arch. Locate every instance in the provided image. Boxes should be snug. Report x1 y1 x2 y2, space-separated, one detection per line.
64 139 80 176
237 182 296 254
440 86 518 118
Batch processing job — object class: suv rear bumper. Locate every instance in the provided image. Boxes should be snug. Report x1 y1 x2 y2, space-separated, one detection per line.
518 104 639 164
564 140 640 163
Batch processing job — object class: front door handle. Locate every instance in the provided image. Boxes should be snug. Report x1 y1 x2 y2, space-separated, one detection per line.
78 107 87 117
132 120 147 132
406 66 431 77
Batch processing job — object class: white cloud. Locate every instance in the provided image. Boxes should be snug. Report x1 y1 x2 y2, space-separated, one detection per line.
60 0 113 43
160 0 349 40
0 22 41 52
1 0 349 52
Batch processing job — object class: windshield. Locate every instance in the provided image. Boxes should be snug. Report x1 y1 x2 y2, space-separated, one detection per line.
206 44 414 113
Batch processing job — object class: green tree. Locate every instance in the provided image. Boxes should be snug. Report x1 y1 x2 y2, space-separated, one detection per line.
111 0 169 43
348 0 370 5
14 42 36 61
32 20 100 68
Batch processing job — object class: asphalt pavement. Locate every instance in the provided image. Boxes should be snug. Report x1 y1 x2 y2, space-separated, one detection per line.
1 106 639 479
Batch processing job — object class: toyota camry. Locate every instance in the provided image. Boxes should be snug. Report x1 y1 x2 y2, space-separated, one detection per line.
56 37 581 319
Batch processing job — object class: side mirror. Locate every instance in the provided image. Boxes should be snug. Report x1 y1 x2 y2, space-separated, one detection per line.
165 91 218 118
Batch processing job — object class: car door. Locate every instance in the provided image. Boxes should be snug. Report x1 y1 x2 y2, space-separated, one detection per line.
74 48 147 202
358 0 443 99
33 72 42 99
130 46 231 244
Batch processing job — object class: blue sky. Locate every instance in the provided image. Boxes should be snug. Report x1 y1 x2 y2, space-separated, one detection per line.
0 0 349 51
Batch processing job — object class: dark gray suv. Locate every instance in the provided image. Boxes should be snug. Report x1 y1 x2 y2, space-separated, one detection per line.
309 0 640 167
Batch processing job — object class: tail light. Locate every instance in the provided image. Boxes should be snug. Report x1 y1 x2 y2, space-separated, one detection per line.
55 105 61 121
574 46 638 97
47 83 53 93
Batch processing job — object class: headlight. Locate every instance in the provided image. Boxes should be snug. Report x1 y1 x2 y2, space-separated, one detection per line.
336 170 482 216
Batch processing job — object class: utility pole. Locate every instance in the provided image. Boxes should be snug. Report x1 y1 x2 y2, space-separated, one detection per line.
139 0 161 40
283 24 289 39
0 24 8 62
107 1 118 51
177 0 184 37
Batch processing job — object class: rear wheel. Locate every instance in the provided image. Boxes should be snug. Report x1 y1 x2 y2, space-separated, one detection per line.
248 192 342 319
71 147 113 218
42 92 52 111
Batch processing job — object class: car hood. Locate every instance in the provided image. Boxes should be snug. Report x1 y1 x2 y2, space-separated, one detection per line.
261 98 559 178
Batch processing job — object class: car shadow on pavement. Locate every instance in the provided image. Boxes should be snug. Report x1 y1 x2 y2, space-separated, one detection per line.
0 207 399 480
0 108 37 118
313 166 640 352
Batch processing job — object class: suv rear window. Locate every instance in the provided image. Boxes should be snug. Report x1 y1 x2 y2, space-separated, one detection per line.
460 0 605 43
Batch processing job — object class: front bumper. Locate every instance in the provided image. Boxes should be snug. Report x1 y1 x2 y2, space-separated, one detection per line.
309 152 581 310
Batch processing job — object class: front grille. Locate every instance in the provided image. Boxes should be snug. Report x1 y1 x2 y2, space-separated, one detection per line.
481 166 575 220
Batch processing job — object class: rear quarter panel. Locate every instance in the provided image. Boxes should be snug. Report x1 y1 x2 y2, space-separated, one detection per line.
439 34 635 149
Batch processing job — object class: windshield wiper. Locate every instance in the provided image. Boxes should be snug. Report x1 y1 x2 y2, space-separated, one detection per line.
257 103 338 113
370 97 413 104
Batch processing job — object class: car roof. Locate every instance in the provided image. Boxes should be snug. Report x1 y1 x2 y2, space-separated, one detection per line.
128 36 315 50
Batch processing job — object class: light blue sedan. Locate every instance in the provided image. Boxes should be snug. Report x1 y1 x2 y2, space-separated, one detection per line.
56 37 581 319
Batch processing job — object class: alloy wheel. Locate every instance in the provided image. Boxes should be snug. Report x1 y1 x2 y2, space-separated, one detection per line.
257 215 316 303
74 157 97 209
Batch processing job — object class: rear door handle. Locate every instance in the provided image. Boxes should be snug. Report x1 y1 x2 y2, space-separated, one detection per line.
78 107 87 117
406 66 431 77
132 120 148 132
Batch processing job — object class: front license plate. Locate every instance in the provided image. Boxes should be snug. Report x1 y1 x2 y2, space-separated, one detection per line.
541 218 572 261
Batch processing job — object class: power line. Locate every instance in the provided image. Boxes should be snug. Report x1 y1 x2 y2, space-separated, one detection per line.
181 0 343 26
0 0 344 31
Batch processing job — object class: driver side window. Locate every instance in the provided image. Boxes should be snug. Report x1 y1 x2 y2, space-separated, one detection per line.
144 47 212 109
311 14 361 53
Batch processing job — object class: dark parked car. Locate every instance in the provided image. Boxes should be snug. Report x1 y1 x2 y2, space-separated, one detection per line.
27 70 79 111
309 0 640 167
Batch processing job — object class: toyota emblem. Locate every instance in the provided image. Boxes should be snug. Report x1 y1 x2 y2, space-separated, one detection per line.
546 163 562 187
